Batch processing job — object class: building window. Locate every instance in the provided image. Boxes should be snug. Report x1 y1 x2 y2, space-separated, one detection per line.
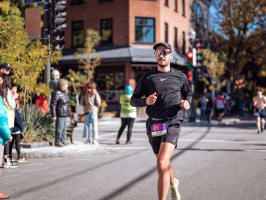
71 0 84 5
100 18 113 45
165 23 168 43
174 0 178 12
182 0 185 17
193 2 201 23
72 21 84 48
174 27 178 50
165 0 168 7
135 17 155 44
182 31 186 54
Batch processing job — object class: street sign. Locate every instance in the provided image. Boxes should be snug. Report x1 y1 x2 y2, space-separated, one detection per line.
24 0 43 4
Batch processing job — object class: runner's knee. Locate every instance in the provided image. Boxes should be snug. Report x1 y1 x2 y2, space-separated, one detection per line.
157 159 169 173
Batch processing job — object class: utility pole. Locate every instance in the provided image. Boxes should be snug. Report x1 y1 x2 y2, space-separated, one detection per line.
44 0 51 87
188 28 197 122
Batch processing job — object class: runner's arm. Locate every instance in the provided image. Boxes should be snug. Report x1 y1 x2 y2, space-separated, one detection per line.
130 76 147 107
181 74 192 105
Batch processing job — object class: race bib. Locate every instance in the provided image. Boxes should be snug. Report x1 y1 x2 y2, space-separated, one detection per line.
151 122 168 137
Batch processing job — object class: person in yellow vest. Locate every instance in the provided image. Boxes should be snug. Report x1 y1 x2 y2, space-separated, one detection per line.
116 85 137 145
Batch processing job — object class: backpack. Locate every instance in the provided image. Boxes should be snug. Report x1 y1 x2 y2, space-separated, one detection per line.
216 99 224 109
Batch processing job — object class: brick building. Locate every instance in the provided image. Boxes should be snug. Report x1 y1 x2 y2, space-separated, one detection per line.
60 0 193 107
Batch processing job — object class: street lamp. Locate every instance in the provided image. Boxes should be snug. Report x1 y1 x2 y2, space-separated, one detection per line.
189 28 196 42
188 28 197 122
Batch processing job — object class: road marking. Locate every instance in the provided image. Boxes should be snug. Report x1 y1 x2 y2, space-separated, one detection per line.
244 149 266 152
99 137 266 145
106 146 150 150
100 132 118 138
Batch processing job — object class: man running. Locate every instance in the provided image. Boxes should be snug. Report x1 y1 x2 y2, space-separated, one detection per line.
253 87 266 134
130 42 192 200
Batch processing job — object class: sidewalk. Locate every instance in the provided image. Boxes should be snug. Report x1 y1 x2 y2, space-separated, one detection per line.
20 116 242 159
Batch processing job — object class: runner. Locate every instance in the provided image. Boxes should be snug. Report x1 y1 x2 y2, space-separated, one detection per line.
130 42 192 200
253 87 266 134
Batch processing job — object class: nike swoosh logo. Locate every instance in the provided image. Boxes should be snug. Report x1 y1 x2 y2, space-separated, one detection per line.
160 78 168 82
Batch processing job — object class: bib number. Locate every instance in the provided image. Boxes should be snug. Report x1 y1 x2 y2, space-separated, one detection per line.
151 122 168 137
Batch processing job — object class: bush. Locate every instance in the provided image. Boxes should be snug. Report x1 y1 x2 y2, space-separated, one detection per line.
21 105 54 143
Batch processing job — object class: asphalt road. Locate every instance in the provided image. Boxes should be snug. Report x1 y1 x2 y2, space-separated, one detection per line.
2 119 266 200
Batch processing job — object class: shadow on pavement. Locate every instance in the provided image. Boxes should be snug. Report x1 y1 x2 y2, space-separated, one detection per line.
12 149 148 199
97 126 212 200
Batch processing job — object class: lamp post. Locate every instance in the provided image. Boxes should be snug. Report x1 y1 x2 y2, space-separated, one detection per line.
188 28 197 122
44 0 51 87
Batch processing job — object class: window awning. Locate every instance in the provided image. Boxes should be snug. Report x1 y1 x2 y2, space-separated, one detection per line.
60 46 188 66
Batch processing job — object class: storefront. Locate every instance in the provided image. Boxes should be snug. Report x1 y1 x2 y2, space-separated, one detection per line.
59 46 187 112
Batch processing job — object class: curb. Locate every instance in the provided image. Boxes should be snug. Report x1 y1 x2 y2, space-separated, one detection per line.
21 142 106 159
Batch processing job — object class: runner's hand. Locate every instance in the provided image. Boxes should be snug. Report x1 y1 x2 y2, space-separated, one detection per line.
52 117 56 121
180 100 190 110
146 92 157 105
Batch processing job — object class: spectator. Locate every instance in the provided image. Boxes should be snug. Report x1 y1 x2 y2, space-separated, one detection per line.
80 82 101 145
50 79 70 147
116 85 137 144
214 93 226 123
198 94 208 122
0 64 15 168
35 94 49 115
206 96 213 123
9 100 26 163
0 74 12 199
49 69 60 92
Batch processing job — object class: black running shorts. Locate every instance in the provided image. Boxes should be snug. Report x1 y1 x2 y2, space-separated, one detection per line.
146 118 181 155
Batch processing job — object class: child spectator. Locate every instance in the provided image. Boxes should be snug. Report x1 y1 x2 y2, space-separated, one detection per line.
9 100 26 162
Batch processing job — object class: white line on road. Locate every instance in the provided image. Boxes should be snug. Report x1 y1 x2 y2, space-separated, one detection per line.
99 137 266 145
106 147 150 150
99 132 118 138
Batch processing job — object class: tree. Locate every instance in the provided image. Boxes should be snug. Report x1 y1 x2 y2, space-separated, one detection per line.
0 1 61 105
202 49 227 92
210 0 266 89
75 29 101 82
67 29 101 107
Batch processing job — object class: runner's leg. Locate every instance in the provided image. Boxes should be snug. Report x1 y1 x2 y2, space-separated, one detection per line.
169 164 175 185
256 117 261 133
261 118 265 131
157 142 175 200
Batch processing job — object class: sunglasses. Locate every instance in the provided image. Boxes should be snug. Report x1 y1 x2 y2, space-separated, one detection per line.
155 49 172 57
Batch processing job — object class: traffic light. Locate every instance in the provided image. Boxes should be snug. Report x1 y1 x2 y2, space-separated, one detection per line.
195 39 203 66
187 70 192 82
51 0 67 51
186 51 193 83
186 51 193 60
